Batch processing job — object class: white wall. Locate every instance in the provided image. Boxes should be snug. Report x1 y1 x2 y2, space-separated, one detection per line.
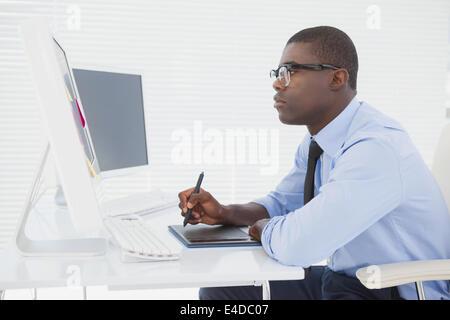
0 0 448 255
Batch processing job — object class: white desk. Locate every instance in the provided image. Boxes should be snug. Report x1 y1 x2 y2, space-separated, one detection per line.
0 192 304 299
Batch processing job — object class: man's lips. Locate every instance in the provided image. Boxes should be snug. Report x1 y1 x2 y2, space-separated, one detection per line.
274 96 286 109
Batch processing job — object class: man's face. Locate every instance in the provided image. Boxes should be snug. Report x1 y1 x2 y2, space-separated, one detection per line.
273 42 333 126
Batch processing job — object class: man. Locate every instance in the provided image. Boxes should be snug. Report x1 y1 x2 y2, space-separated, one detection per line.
178 26 450 300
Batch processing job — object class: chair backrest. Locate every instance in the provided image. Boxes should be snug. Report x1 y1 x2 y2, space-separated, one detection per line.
431 121 450 213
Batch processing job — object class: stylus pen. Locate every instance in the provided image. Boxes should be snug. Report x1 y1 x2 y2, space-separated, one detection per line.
183 171 204 227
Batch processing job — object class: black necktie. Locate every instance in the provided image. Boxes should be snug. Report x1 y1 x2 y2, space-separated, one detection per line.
304 140 323 205
303 140 323 277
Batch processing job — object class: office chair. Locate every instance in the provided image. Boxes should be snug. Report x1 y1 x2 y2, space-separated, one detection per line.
356 122 450 300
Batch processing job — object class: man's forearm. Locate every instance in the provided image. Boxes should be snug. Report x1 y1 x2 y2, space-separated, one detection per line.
222 203 270 226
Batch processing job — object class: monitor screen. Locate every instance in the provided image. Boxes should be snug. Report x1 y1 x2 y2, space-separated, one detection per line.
53 38 95 165
72 68 148 172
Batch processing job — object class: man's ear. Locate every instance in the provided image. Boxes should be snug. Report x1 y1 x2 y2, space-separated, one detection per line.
328 69 349 91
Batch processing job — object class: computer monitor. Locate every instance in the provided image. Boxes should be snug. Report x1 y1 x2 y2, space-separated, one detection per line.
53 43 96 168
71 68 149 178
17 18 105 256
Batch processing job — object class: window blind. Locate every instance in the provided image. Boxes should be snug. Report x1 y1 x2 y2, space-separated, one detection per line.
0 0 448 249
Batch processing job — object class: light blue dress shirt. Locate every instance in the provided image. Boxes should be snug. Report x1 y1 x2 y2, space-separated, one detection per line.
253 96 450 300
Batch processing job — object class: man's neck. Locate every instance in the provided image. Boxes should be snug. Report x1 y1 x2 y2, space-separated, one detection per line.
307 92 356 136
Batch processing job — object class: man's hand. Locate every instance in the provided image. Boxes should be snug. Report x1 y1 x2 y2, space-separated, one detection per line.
248 218 271 242
178 187 226 225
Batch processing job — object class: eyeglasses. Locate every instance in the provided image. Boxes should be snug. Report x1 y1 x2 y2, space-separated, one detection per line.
270 63 340 87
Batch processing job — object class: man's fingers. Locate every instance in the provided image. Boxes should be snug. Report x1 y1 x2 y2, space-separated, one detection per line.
178 187 206 212
179 201 187 216
178 187 205 200
184 210 202 225
191 211 200 219
248 218 270 242
186 192 210 208
187 218 201 225
248 226 258 240
178 187 195 202
180 205 202 219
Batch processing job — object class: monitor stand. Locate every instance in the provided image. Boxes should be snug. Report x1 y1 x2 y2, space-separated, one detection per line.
15 143 106 257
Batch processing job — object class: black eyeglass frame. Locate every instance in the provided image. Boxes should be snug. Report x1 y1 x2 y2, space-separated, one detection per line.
270 63 341 78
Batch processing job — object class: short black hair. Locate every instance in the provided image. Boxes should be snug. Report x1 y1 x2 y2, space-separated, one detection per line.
287 26 358 91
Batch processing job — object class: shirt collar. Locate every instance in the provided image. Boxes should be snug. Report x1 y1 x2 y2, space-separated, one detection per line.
309 96 361 157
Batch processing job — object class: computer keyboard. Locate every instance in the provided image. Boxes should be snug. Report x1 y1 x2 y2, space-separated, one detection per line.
104 215 181 261
101 190 179 217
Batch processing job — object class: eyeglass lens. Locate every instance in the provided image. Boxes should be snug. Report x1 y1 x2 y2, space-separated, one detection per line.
279 66 290 87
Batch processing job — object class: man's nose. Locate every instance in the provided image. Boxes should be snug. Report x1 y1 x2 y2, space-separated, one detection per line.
272 78 284 91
